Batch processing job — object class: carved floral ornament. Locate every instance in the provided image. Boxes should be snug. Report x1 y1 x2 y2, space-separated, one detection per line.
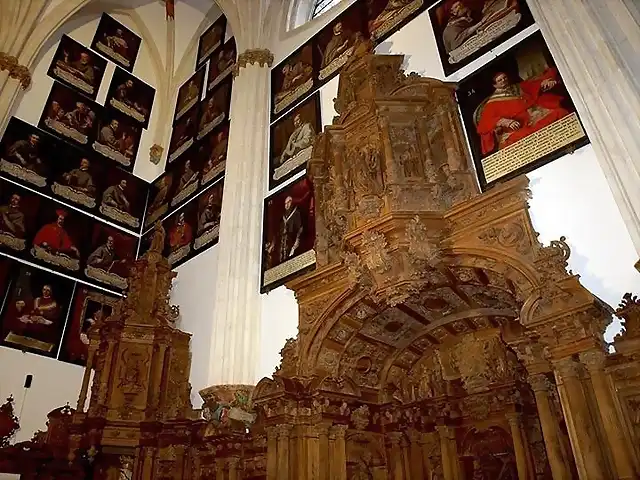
0 52 31 89
232 48 274 76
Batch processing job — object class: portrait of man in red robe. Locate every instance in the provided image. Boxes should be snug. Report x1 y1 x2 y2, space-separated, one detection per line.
473 68 570 155
168 212 193 251
33 209 80 258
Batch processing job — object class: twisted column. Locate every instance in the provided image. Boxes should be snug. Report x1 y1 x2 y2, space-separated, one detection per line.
207 48 273 385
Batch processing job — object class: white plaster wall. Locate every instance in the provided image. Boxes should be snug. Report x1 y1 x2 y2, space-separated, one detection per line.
0 346 84 442
171 245 219 408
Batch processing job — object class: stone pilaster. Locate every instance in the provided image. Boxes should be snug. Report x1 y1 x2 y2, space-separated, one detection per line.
552 357 609 479
329 424 347 480
528 374 572 480
207 48 273 385
580 350 639 479
506 413 530 480
527 0 640 253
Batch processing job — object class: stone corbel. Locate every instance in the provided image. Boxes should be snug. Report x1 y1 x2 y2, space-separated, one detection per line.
0 52 31 89
233 48 274 76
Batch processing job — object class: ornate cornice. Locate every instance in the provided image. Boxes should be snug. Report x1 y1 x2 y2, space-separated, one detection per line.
233 48 274 77
0 52 31 89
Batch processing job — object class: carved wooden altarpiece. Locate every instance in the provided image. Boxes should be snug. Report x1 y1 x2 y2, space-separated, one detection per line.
2 49 640 480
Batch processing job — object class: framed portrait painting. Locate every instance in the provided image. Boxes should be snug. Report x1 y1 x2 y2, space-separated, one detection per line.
99 167 147 231
194 180 223 252
162 202 197 267
0 179 42 258
30 201 90 275
105 67 156 128
313 1 368 84
168 105 198 165
269 92 320 190
59 287 119 366
197 77 231 141
92 109 142 171
430 0 535 76
271 41 315 119
145 172 174 230
91 13 142 71
39 82 101 147
261 175 315 292
85 223 137 291
456 31 590 188
50 143 104 211
0 117 57 188
168 144 202 210
0 263 74 357
198 122 228 188
366 0 428 44
174 68 206 124
207 37 236 93
197 16 227 68
47 34 107 99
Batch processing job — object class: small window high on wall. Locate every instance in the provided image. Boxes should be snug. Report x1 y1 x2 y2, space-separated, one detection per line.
312 0 342 18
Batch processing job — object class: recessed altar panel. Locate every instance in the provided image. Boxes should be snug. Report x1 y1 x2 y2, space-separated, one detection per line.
59 286 118 366
0 263 74 357
456 31 589 188
47 34 108 100
269 93 320 190
430 0 535 76
91 13 142 72
261 175 315 292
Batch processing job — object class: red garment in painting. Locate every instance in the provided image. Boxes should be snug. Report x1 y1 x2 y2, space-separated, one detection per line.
169 224 192 249
475 68 570 155
34 223 76 253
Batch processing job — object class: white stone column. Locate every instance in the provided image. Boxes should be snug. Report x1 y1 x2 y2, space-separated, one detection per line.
527 0 640 255
207 50 273 385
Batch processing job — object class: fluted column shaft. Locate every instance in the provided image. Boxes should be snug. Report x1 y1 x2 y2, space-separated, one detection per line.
387 433 404 480
437 426 460 480
580 350 639 479
553 358 608 480
527 0 640 254
266 427 278 480
329 425 347 480
208 52 273 385
507 413 530 480
408 431 425 480
528 374 572 480
276 424 292 480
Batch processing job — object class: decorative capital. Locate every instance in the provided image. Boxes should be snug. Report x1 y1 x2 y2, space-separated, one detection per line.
579 350 606 372
233 48 274 76
0 52 31 89
329 424 348 439
150 144 164 164
552 357 581 379
527 373 551 393
505 412 522 428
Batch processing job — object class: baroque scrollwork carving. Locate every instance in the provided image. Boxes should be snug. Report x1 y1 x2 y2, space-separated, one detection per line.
0 52 31 89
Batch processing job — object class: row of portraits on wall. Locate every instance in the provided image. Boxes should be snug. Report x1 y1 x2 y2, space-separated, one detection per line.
0 255 120 366
0 117 148 233
271 31 589 192
0 177 139 293
148 120 228 229
140 179 224 269
271 0 536 120
37 81 147 172
169 73 232 166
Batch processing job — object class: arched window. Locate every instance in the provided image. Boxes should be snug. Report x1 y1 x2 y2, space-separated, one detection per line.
311 0 343 18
